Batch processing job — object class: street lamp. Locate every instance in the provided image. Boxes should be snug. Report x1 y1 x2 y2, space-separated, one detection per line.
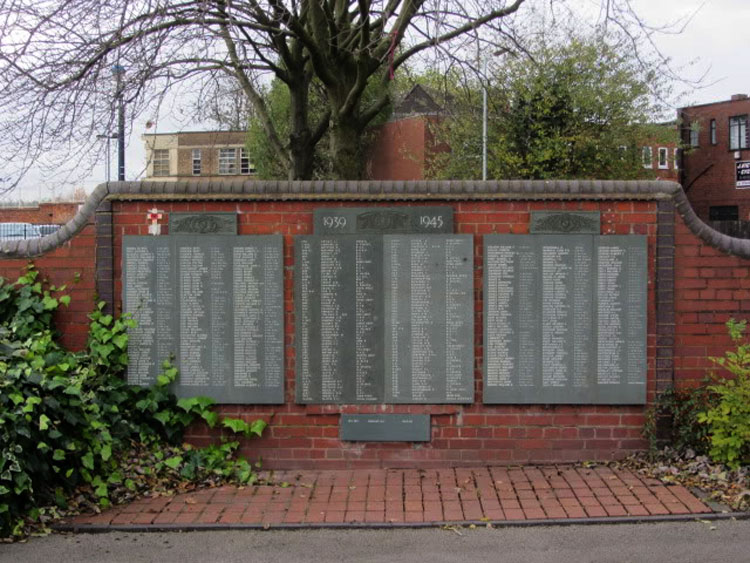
111 64 126 181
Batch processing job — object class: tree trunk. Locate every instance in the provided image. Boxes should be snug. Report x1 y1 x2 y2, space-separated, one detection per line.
289 133 315 180
329 119 363 180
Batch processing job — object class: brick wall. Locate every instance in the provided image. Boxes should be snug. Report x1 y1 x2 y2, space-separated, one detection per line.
0 202 81 225
0 221 97 351
7 192 750 469
673 215 750 387
107 199 657 468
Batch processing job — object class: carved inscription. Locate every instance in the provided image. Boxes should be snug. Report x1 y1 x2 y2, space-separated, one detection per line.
295 234 474 404
123 235 284 404
483 235 646 405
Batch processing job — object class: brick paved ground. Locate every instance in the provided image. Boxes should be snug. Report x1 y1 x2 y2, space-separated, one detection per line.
66 465 713 529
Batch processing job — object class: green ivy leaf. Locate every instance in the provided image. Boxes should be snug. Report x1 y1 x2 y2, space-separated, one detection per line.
38 414 50 431
164 456 183 469
81 451 94 470
222 418 250 434
249 419 268 437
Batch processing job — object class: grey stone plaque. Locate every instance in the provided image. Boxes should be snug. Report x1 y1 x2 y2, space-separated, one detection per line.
170 212 237 235
295 234 474 404
314 207 453 234
530 212 600 234
483 234 647 405
123 235 284 404
340 414 431 442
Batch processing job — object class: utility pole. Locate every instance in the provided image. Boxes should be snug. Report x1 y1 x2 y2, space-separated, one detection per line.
482 56 488 181
112 65 126 181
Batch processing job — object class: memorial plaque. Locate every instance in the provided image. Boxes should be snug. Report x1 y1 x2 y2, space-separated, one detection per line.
295 234 474 404
483 234 647 405
123 235 284 404
340 414 431 442
170 212 237 235
530 211 600 234
314 207 453 235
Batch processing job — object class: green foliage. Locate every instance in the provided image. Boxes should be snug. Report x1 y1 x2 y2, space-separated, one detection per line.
698 319 750 468
0 267 267 537
425 33 676 180
644 385 715 454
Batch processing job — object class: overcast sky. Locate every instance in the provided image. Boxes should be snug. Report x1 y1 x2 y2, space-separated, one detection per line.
3 0 749 202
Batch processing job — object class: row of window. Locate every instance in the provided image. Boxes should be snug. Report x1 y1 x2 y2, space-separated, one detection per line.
641 146 680 170
152 147 255 177
687 114 748 150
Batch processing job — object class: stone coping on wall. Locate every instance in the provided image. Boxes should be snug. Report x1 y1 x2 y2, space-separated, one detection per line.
0 179 747 259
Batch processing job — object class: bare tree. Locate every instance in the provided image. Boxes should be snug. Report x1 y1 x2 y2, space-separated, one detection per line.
0 0 694 186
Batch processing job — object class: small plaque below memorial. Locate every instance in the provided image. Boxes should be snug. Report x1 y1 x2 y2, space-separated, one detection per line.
340 414 430 442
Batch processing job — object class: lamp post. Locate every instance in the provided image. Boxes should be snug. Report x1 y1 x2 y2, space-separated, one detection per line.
112 64 126 181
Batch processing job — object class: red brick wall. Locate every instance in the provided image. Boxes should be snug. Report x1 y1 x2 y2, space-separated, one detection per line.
8 196 750 468
0 202 81 225
108 199 657 469
682 97 750 220
0 222 97 351
673 215 750 387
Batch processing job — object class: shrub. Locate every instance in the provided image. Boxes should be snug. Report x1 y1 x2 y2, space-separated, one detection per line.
698 319 750 469
644 384 715 455
0 268 266 537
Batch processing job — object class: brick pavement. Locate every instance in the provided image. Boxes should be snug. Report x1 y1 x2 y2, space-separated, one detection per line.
64 465 714 529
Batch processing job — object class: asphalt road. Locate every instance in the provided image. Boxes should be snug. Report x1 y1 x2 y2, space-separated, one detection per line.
2 519 748 563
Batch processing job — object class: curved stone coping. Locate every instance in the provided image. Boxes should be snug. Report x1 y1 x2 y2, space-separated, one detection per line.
0 179 747 259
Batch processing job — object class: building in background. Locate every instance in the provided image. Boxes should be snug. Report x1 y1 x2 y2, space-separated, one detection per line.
639 123 680 183
365 85 447 181
680 94 750 221
142 131 255 181
0 201 81 225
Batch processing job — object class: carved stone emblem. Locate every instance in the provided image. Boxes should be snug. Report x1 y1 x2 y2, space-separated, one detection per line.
356 210 411 232
170 214 236 235
531 212 600 234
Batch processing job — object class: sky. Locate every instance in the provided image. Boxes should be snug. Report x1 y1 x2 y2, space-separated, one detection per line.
3 0 749 203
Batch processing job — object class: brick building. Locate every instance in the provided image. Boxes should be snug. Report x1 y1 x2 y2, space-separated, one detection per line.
142 131 256 181
365 85 446 181
680 94 750 221
0 201 81 225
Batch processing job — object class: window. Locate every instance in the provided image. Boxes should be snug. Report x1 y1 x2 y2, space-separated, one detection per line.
152 149 170 177
690 126 699 147
192 149 201 176
218 148 237 175
730 115 748 150
709 206 739 221
240 148 255 174
710 119 717 145
674 148 681 170
658 147 668 169
642 146 652 168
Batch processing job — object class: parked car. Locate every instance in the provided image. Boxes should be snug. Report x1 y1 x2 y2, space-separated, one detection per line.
0 222 41 240
36 224 62 236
